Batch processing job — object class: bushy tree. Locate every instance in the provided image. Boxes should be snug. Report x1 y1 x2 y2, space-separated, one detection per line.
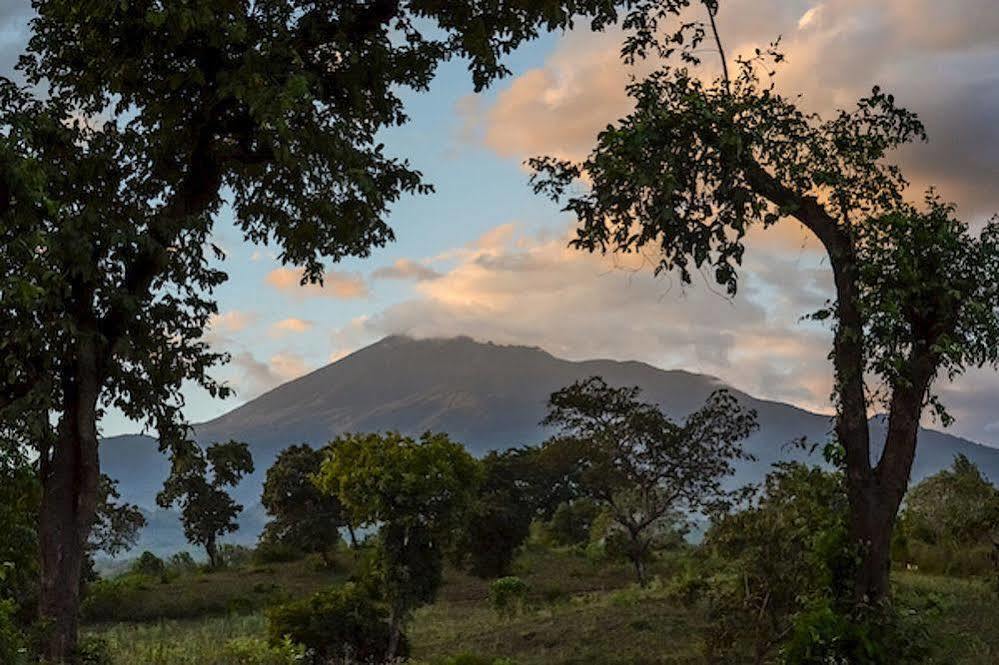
531 0 999 604
261 444 346 564
543 377 757 585
701 461 850 664
0 0 632 656
268 582 400 664
157 440 254 568
316 432 481 659
901 455 999 548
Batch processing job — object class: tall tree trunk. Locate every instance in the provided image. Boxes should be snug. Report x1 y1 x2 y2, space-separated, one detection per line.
844 477 897 603
39 351 102 663
386 603 403 660
206 538 218 569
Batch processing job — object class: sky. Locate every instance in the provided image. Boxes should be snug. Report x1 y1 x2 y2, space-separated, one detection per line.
4 1 999 445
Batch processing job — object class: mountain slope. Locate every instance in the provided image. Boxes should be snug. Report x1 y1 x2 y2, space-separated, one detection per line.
101 335 999 553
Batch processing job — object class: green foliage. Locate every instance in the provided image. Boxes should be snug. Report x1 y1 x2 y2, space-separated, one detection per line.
157 440 254 567
901 455 999 548
91 475 147 558
548 500 601 547
0 446 38 614
261 444 345 563
0 599 29 665
74 636 113 665
699 461 851 663
455 449 545 579
543 377 756 585
267 582 400 663
317 431 481 654
215 636 304 665
131 551 167 579
489 577 530 618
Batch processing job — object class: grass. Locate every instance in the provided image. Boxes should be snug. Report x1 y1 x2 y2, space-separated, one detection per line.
84 550 999 665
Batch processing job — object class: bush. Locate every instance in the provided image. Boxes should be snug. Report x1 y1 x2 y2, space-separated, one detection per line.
267 582 404 663
166 552 199 576
131 551 166 578
0 600 29 665
548 500 600 547
254 541 304 565
430 655 517 665
212 637 304 665
217 544 254 569
74 635 113 665
488 577 529 618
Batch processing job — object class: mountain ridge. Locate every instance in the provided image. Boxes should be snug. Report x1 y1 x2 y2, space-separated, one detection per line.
100 335 999 555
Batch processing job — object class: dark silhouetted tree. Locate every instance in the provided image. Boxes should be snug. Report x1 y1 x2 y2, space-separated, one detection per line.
261 444 347 564
157 441 254 568
531 0 999 603
543 377 757 585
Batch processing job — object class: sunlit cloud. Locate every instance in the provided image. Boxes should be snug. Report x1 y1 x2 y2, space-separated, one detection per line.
270 318 314 337
265 267 369 299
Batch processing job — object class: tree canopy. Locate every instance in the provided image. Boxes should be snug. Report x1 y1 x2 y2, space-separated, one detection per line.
543 377 757 584
530 0 999 603
157 440 254 568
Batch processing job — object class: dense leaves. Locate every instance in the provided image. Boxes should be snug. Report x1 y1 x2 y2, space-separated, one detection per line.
317 431 480 657
157 440 254 567
261 444 347 563
901 455 999 547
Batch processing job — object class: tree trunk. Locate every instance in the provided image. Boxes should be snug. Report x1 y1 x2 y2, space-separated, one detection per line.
386 604 403 660
347 523 358 548
845 479 897 604
206 538 218 569
631 555 648 588
39 353 102 663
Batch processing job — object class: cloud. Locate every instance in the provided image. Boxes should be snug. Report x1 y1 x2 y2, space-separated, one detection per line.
229 351 313 398
265 267 369 299
372 259 442 282
270 318 313 337
336 222 838 414
209 310 257 334
467 0 999 218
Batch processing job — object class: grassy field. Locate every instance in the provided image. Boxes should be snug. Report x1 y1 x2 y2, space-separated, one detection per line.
85 549 999 664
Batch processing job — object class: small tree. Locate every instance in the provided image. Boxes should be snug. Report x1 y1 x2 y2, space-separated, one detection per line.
157 440 254 568
316 432 480 659
261 444 347 564
901 455 999 549
543 377 757 585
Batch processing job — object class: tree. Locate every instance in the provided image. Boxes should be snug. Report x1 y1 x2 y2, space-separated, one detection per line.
901 455 999 548
531 0 999 604
157 440 254 568
455 449 540 578
316 432 481 659
542 377 757 585
0 1 631 658
702 461 851 664
261 444 347 564
90 476 146 560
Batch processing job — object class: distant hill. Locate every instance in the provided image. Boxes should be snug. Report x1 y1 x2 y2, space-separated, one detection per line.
101 335 999 555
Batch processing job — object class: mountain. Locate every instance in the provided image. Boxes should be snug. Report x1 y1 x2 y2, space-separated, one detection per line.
101 335 999 555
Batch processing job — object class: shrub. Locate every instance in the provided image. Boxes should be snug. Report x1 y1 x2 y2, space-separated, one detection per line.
131 551 166 578
217 544 254 569
0 600 29 665
74 636 113 665
212 637 304 665
254 541 303 565
430 655 517 665
267 582 403 663
166 552 199 576
488 577 529 618
548 500 600 547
